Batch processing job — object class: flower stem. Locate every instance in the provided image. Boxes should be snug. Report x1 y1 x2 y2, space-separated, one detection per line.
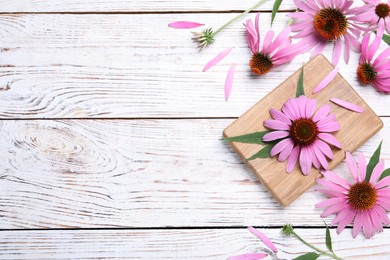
291 230 343 260
212 0 268 37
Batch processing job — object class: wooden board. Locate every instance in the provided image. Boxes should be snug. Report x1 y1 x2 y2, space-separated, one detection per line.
223 55 383 207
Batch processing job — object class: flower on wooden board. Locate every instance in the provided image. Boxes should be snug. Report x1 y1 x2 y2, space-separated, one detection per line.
360 0 390 34
357 25 390 94
245 13 304 75
227 227 277 260
316 144 390 239
262 96 342 175
289 0 370 65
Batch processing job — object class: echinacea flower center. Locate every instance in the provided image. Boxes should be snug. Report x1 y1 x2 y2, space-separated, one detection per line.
250 52 273 75
348 182 377 211
290 118 318 146
375 3 390 18
357 63 377 84
313 8 348 40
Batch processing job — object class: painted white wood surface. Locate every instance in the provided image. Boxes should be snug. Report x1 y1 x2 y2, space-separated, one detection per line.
0 119 388 228
0 0 297 12
1 228 389 259
0 0 389 258
0 13 388 118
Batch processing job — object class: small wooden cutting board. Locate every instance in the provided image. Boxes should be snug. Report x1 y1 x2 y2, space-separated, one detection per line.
223 55 383 206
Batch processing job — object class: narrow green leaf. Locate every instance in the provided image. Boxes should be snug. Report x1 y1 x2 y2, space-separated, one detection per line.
325 223 333 252
293 252 320 260
296 66 305 97
271 0 283 25
224 131 269 145
247 144 274 160
382 33 390 45
365 141 383 183
379 168 390 181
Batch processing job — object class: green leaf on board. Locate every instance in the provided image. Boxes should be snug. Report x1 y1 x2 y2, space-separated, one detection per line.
293 252 320 260
224 131 269 145
296 66 305 97
379 168 390 181
271 0 283 25
365 141 383 183
325 223 333 252
382 33 390 45
247 144 274 160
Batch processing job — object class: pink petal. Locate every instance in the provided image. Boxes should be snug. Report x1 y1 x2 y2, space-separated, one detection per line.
337 208 356 235
330 98 364 113
346 151 359 182
375 176 390 189
271 138 294 157
262 131 290 142
264 119 290 131
305 98 316 118
316 178 349 193
318 133 342 149
248 227 278 253
313 144 329 170
312 66 339 94
358 152 367 182
321 170 351 189
332 39 342 65
270 108 292 125
313 105 331 122
227 253 268 260
321 201 349 218
278 139 295 161
168 21 204 29
299 146 312 175
203 48 232 72
224 64 235 101
262 30 275 54
315 140 334 159
370 159 385 183
353 211 364 238
287 146 300 173
316 197 346 208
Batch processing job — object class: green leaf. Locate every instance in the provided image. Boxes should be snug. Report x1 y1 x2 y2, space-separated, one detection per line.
271 0 283 25
224 131 269 145
379 168 390 181
247 144 274 160
293 252 320 260
325 223 333 252
382 33 390 45
365 141 383 183
296 66 305 97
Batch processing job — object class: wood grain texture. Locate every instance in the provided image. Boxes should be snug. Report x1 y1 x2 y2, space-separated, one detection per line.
1 228 390 259
0 0 297 12
0 119 388 228
224 55 383 206
0 13 388 118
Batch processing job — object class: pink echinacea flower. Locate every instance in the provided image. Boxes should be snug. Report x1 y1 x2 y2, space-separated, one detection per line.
262 96 342 175
316 151 390 238
357 25 390 93
360 0 390 34
289 0 369 65
245 13 303 75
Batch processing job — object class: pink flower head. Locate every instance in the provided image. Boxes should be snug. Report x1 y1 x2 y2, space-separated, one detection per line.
316 151 390 238
289 0 370 65
245 13 303 75
357 25 390 94
262 96 342 175
228 227 277 260
360 0 390 34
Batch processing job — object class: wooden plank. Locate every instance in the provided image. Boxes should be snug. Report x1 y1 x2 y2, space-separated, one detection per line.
0 0 297 12
0 228 389 259
224 55 383 206
0 118 388 228
0 14 388 118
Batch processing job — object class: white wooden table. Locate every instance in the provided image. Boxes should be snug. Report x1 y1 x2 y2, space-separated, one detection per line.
0 1 389 259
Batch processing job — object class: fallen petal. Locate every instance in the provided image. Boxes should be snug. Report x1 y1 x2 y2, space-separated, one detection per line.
224 64 235 101
227 253 268 260
312 66 339 94
203 47 233 72
168 21 204 29
330 98 364 113
248 227 278 253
